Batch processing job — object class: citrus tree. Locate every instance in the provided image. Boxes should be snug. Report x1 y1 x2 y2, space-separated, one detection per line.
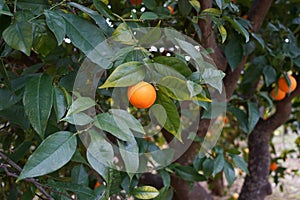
0 0 299 200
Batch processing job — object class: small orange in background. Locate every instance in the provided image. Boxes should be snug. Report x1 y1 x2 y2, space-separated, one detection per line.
130 0 142 6
94 181 101 189
242 14 248 19
270 88 286 101
270 162 278 171
223 116 229 124
278 75 297 93
128 81 157 109
167 6 174 15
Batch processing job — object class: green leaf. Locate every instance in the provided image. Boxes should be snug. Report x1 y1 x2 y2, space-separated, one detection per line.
153 56 192 77
175 38 204 72
228 106 248 133
263 65 276 87
86 130 113 182
0 1 13 16
251 33 265 48
247 102 260 134
201 8 222 16
61 13 111 68
44 10 66 45
232 155 249 174
154 93 181 141
3 22 33 56
23 74 53 138
223 161 236 187
224 17 249 42
140 12 159 20
118 136 139 174
99 61 145 88
189 0 201 13
93 0 116 20
32 33 57 57
17 131 77 181
213 153 225 176
112 23 135 45
178 0 193 17
202 67 225 93
139 24 161 46
202 158 214 177
225 39 243 71
94 111 136 141
0 105 30 130
67 2 114 36
174 165 206 182
133 186 160 199
143 0 157 10
16 0 49 15
0 89 22 111
66 96 96 117
217 23 227 43
71 165 89 186
53 87 67 122
62 112 94 126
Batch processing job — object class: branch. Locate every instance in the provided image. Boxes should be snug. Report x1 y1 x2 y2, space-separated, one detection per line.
0 151 54 200
199 0 227 72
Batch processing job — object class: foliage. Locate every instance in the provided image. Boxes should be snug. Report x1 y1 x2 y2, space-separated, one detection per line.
0 0 299 199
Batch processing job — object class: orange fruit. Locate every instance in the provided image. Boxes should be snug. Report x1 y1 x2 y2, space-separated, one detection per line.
167 6 174 15
278 75 297 93
130 0 142 5
270 162 278 171
223 116 229 124
270 88 286 101
94 181 101 189
127 81 156 109
242 14 248 19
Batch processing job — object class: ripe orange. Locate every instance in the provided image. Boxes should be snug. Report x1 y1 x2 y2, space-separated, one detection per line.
127 81 156 109
270 162 278 171
94 181 101 189
270 88 286 101
242 14 248 19
278 75 297 93
223 116 229 124
130 0 142 6
167 6 174 15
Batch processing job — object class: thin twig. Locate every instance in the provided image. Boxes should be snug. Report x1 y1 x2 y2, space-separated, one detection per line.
0 151 54 200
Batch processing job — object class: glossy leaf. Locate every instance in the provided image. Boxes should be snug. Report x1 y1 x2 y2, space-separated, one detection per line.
62 112 94 126
263 65 276 87
3 22 33 56
86 130 113 182
16 0 49 15
232 155 249 174
139 24 161 46
99 61 145 88
67 2 114 36
118 136 139 174
71 165 89 186
189 0 201 13
93 0 116 20
53 87 67 122
44 10 66 45
153 56 192 77
66 96 96 117
217 23 227 43
213 153 225 176
247 102 260 134
225 39 243 71
17 131 77 181
224 161 236 187
202 158 214 177
23 74 53 138
224 17 249 42
202 67 225 93
133 186 159 199
174 165 206 182
0 2 12 16
140 12 159 20
154 93 181 141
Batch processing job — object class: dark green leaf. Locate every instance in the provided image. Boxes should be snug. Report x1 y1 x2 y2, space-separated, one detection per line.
133 186 159 199
153 56 192 77
189 0 201 13
62 112 94 126
93 0 116 20
0 89 22 111
143 0 157 10
53 87 67 122
223 161 235 187
138 24 161 46
71 165 89 186
224 17 249 42
174 165 206 182
17 0 49 15
232 155 249 174
3 22 33 56
66 96 96 117
213 154 225 176
86 129 113 182
263 65 276 87
140 12 159 20
228 106 248 133
202 158 214 177
178 0 192 17
17 131 77 181
23 74 53 138
99 61 145 88
44 10 66 45
0 105 30 130
247 102 260 134
225 39 243 71
0 60 11 89
0 1 13 16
